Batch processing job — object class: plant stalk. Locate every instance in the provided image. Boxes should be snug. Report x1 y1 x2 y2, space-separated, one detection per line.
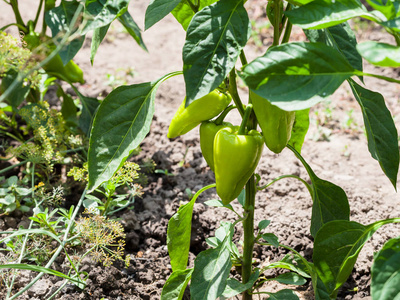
242 174 256 300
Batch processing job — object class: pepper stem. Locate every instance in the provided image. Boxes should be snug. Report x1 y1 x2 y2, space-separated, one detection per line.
215 105 236 125
238 104 253 135
242 174 256 300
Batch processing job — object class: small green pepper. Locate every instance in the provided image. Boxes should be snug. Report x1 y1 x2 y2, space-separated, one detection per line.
200 121 233 171
251 91 295 154
167 90 231 139
214 126 264 204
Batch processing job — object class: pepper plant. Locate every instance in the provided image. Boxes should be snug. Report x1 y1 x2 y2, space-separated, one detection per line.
85 0 400 299
2 0 400 299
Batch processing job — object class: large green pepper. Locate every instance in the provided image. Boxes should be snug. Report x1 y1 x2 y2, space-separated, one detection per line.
214 126 264 204
200 121 232 171
167 90 231 138
251 91 295 154
23 32 84 84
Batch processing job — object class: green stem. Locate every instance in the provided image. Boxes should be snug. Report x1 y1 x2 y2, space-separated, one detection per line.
33 0 44 30
215 105 236 125
257 174 312 195
281 5 293 44
272 0 281 46
242 174 256 300
240 50 248 66
10 0 26 33
238 104 253 135
361 71 400 84
229 69 245 117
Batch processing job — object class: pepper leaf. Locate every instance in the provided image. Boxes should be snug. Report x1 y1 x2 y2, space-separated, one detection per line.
266 289 300 300
161 268 193 300
285 0 372 30
76 90 100 137
239 42 357 111
371 237 400 300
221 270 259 298
289 146 350 237
304 22 363 74
190 225 233 300
171 0 217 31
313 219 400 296
183 0 251 105
145 0 181 30
88 72 182 192
287 109 310 154
348 79 399 189
275 272 307 286
81 0 129 34
118 11 147 51
45 0 85 64
167 184 215 272
90 25 110 65
357 41 400 67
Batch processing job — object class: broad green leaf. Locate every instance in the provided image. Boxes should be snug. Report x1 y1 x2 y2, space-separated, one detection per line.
313 219 400 295
0 264 83 284
221 270 259 298
90 25 110 65
172 0 217 31
76 90 100 137
239 42 356 111
267 289 300 300
0 70 30 109
357 41 400 67
261 233 279 248
289 146 350 237
183 0 251 104
371 237 400 300
45 0 85 64
88 75 167 191
382 17 400 32
118 11 147 51
161 268 193 300
81 0 129 34
204 199 233 211
275 272 307 285
285 0 372 30
365 0 396 20
258 220 271 230
305 22 363 73
190 235 232 300
60 88 78 127
168 184 215 272
266 254 311 279
348 79 399 189
145 0 181 30
288 109 310 153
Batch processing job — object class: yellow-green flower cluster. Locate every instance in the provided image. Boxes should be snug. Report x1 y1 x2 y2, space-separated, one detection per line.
76 211 126 267
0 31 41 86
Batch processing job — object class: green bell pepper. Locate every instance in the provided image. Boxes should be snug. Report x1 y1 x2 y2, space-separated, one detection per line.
251 91 295 154
214 126 264 205
200 121 233 171
167 90 231 139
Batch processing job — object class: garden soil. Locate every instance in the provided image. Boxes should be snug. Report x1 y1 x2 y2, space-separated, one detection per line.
1 0 400 299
